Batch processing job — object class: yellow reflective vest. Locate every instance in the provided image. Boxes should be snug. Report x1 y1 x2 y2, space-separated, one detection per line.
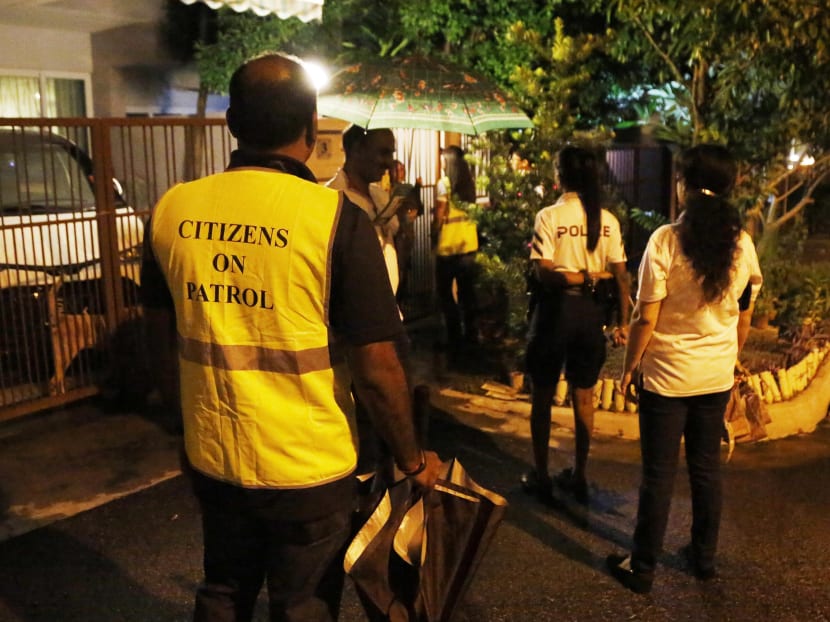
435 176 479 256
151 169 357 489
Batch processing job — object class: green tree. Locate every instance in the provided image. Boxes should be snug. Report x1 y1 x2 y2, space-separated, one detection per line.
195 10 322 95
192 0 421 96
395 0 639 259
606 0 830 248
396 1 642 344
160 0 218 116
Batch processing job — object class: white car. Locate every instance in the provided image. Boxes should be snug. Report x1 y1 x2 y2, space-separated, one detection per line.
0 128 144 393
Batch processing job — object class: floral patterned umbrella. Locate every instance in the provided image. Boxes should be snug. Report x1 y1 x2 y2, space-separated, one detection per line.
318 56 534 135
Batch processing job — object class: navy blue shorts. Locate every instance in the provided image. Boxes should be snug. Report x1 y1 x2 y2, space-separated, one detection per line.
525 292 607 389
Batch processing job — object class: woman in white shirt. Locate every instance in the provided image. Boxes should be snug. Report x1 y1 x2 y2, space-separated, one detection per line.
607 144 763 594
523 146 630 505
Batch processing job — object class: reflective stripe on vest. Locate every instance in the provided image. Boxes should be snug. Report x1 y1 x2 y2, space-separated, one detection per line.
436 176 478 256
151 169 356 488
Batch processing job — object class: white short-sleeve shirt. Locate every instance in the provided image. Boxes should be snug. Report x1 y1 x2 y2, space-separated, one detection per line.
637 226 763 396
530 192 626 272
327 169 399 295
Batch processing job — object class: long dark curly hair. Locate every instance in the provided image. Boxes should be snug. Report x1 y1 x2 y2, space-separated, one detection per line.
675 144 742 304
556 146 602 251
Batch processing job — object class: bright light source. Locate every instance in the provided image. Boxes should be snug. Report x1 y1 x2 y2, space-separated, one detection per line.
302 60 329 92
788 144 815 169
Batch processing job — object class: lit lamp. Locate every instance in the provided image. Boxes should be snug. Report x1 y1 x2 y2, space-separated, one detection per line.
788 144 815 169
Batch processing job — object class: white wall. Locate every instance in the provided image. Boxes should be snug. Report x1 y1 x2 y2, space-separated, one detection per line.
0 21 182 118
0 24 92 73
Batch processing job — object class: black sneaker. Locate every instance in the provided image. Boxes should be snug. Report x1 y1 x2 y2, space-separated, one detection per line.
680 544 717 581
520 470 556 505
552 468 589 505
606 554 653 594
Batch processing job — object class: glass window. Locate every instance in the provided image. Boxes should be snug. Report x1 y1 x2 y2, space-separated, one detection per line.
0 74 88 118
0 76 41 117
45 78 87 117
0 131 95 213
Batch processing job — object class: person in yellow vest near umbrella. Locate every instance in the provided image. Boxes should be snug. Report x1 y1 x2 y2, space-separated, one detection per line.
140 53 440 622
432 145 480 365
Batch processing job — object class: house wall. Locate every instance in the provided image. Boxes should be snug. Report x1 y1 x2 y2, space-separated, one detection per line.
91 23 179 117
0 21 183 118
0 24 91 74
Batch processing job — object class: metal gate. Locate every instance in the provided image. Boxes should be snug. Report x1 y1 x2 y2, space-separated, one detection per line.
0 118 233 421
0 118 442 420
606 143 676 266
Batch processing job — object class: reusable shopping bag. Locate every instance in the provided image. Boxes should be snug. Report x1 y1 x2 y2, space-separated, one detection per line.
344 458 507 621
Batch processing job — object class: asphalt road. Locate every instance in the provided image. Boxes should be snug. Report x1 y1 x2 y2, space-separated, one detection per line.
1 408 829 622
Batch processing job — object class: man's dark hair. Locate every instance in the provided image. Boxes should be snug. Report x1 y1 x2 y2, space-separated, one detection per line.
226 53 316 151
342 124 369 156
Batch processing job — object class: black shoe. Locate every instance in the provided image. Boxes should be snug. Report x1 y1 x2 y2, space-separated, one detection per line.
520 470 556 505
552 468 589 505
606 554 653 594
680 544 717 581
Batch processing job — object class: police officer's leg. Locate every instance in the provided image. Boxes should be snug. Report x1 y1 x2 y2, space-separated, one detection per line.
565 296 606 485
529 380 557 481
524 331 565 493
570 385 595 483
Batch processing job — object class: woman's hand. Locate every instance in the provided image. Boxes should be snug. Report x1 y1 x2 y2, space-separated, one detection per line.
620 370 632 397
611 324 628 347
620 367 641 403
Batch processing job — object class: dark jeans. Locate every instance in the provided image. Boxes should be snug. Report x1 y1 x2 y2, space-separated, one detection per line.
435 252 478 348
193 477 354 622
631 388 731 576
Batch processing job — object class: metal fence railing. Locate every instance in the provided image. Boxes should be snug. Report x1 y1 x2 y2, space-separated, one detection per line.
0 118 233 420
0 118 441 420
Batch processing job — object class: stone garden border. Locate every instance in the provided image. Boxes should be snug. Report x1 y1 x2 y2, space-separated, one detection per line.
435 344 830 443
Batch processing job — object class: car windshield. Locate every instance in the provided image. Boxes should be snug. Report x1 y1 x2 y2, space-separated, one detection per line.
0 137 96 213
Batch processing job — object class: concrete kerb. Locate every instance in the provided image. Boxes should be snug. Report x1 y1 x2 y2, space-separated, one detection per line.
765 355 830 439
431 387 641 442
429 357 830 444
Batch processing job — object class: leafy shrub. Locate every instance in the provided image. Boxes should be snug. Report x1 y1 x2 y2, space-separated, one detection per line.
474 253 532 343
771 263 830 338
